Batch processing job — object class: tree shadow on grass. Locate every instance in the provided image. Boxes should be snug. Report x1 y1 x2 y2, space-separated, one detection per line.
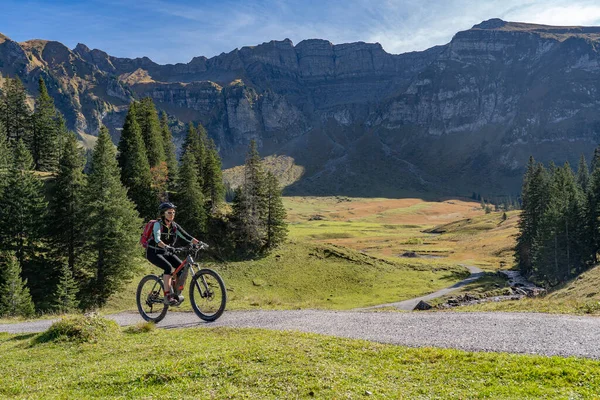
7 333 37 342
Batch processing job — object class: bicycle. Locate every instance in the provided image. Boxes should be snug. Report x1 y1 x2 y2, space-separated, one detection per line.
136 243 227 323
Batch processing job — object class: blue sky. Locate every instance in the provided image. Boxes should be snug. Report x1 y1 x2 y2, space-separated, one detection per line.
2 0 600 64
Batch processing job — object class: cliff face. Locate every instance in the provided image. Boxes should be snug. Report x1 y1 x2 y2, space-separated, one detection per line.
2 19 600 197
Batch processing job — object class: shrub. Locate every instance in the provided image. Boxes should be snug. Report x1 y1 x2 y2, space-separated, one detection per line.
35 314 120 344
125 321 156 334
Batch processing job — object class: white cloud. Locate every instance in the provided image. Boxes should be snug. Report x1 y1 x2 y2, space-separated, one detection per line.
360 0 600 55
504 4 600 26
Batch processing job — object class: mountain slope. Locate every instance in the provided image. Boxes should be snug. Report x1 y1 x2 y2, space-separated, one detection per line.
1 19 599 197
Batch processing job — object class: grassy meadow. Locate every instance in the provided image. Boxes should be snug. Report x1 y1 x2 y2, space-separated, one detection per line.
3 325 600 399
7 196 600 399
104 196 510 314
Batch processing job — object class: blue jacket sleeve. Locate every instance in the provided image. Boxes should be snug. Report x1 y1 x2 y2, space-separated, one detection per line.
153 221 162 244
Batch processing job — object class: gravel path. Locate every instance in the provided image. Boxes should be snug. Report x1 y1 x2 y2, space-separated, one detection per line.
3 310 600 359
4 265 600 359
362 265 484 310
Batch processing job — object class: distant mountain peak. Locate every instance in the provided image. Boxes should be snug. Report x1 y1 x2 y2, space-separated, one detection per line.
472 18 507 30
74 43 90 53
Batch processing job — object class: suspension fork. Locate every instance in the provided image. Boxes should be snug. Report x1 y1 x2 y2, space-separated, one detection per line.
189 263 211 298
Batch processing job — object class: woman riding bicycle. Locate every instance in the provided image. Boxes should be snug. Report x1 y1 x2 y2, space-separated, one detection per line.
146 202 203 305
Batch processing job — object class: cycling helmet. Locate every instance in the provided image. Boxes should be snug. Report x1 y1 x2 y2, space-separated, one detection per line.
158 202 177 212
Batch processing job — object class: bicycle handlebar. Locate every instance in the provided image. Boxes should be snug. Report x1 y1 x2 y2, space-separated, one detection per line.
164 242 209 255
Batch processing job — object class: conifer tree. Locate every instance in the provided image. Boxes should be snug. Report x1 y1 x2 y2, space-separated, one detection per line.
0 123 10 195
55 114 69 164
586 157 600 263
160 111 178 193
83 126 142 308
48 133 87 284
32 77 59 171
175 150 206 238
1 77 31 146
532 163 585 282
264 171 288 249
230 186 257 252
230 141 267 253
591 147 600 173
577 154 590 192
515 157 549 277
0 252 35 317
53 262 79 313
182 122 205 188
117 105 155 219
203 138 225 212
135 98 165 167
0 140 47 276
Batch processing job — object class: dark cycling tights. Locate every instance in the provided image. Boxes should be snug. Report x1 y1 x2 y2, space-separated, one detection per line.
146 249 183 275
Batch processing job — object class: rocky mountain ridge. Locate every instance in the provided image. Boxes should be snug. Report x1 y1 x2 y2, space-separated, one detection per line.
1 18 599 197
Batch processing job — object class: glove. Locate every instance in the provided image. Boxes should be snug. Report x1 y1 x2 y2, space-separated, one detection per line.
163 245 174 254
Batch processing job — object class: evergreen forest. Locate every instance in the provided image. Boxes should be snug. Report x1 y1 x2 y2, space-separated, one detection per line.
516 154 600 286
0 76 287 317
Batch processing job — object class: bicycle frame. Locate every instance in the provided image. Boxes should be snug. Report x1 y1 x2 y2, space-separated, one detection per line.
169 247 212 299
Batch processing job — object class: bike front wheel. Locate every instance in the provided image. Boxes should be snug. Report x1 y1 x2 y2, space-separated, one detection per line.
189 269 227 321
136 275 168 323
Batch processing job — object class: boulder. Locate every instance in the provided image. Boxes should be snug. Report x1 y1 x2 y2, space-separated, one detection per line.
413 300 433 311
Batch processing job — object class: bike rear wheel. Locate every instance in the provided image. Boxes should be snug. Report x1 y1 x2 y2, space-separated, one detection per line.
136 275 168 323
189 269 226 321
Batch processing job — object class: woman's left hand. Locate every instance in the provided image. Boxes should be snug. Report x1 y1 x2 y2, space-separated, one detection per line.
192 238 199 244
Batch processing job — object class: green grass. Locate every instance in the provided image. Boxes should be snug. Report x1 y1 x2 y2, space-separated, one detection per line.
103 241 469 313
211 241 468 310
429 273 512 307
444 265 600 315
2 326 600 398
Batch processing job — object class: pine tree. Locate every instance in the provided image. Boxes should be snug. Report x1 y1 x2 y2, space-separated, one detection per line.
135 98 165 167
32 77 59 171
532 163 585 283
203 138 225 212
174 150 206 238
230 140 267 254
230 186 257 252
515 157 550 277
0 140 47 285
117 105 155 219
48 133 87 290
1 77 32 146
160 111 178 193
263 171 288 249
53 262 79 313
181 122 205 188
0 252 35 317
0 122 10 195
591 147 600 173
83 126 142 308
577 154 590 192
55 114 69 165
586 157 600 264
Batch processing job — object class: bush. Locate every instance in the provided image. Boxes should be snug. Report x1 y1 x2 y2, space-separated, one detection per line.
35 314 120 344
577 301 600 315
125 321 156 334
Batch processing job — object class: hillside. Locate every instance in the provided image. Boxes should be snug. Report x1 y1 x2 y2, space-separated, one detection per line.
222 155 304 189
2 19 600 196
